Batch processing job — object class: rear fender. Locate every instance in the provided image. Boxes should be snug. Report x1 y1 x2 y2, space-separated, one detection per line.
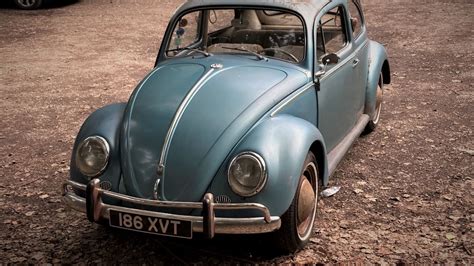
365 40 390 119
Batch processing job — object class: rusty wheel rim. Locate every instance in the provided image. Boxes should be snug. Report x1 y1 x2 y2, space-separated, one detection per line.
373 82 383 125
296 162 318 240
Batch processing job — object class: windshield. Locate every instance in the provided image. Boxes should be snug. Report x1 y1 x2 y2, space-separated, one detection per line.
165 8 306 63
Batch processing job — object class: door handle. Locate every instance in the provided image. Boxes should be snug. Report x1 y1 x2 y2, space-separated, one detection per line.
315 69 326 78
352 58 360 68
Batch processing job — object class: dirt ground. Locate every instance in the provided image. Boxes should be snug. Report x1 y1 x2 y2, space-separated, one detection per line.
0 0 473 264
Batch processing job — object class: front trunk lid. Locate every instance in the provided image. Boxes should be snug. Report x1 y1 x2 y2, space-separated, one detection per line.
121 57 308 202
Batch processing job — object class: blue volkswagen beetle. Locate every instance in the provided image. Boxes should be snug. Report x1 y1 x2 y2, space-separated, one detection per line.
63 0 390 252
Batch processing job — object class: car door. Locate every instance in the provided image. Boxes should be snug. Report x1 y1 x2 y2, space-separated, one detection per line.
315 4 361 152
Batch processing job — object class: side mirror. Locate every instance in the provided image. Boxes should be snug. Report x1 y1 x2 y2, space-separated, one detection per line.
315 53 340 78
321 53 340 65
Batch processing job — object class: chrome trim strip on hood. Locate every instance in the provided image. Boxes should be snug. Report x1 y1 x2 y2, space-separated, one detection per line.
157 67 217 177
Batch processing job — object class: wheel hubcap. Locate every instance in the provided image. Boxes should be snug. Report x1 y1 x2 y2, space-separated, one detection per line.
373 84 383 124
297 178 315 223
296 162 318 239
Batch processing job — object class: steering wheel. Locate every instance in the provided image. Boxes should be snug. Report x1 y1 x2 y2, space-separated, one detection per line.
259 47 299 63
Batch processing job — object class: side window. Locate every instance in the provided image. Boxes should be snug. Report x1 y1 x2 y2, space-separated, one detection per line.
207 10 235 44
348 0 364 37
167 11 202 55
316 6 348 61
208 10 234 34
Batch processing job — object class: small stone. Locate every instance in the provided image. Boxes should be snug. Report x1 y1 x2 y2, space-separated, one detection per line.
25 211 36 217
353 188 364 194
365 195 377 202
445 232 456 240
442 195 454 201
31 252 44 261
39 194 49 199
340 233 351 239
448 216 461 222
389 197 401 202
11 257 27 263
368 197 377 202
361 248 374 254
458 148 474 156
421 226 430 234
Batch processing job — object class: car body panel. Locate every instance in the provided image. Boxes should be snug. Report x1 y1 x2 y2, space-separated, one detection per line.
121 55 309 201
314 0 369 152
120 63 206 199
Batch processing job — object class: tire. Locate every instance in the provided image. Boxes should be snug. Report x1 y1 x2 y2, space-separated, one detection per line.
364 73 384 134
273 151 319 253
13 0 42 10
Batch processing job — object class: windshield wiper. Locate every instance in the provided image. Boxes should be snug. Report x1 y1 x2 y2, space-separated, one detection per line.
221 46 268 61
166 47 212 57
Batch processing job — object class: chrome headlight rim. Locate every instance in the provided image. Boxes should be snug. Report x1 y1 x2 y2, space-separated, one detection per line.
227 151 267 197
75 135 110 178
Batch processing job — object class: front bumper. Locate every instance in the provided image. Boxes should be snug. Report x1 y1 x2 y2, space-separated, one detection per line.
62 179 281 238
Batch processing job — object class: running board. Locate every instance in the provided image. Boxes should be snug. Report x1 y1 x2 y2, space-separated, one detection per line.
327 114 370 177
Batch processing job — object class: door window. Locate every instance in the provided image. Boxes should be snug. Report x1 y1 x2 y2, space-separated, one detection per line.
316 6 348 61
348 0 364 38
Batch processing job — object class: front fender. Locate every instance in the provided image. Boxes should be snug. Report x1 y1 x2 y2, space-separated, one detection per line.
70 103 126 194
365 40 391 118
207 115 328 217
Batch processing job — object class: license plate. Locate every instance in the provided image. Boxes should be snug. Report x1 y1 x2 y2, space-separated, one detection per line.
109 209 192 239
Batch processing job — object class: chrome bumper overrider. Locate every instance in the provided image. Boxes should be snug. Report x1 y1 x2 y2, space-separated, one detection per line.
62 179 281 237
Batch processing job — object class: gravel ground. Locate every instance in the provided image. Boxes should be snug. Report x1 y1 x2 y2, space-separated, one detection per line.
0 0 473 264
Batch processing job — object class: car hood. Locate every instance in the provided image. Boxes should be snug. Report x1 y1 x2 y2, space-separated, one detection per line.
120 56 309 201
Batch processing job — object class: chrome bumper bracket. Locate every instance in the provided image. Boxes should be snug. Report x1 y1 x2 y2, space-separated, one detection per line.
202 193 215 239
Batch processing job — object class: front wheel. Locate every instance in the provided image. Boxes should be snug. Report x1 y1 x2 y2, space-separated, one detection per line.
13 0 43 10
273 151 319 253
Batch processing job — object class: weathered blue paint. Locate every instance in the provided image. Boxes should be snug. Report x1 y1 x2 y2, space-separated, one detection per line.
365 40 390 119
165 64 288 201
206 115 327 217
120 63 206 198
70 103 126 202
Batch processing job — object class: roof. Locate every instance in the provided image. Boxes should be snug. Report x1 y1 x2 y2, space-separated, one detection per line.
175 0 330 22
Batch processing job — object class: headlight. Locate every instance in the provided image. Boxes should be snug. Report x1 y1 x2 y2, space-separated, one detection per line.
227 152 267 197
75 136 110 177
